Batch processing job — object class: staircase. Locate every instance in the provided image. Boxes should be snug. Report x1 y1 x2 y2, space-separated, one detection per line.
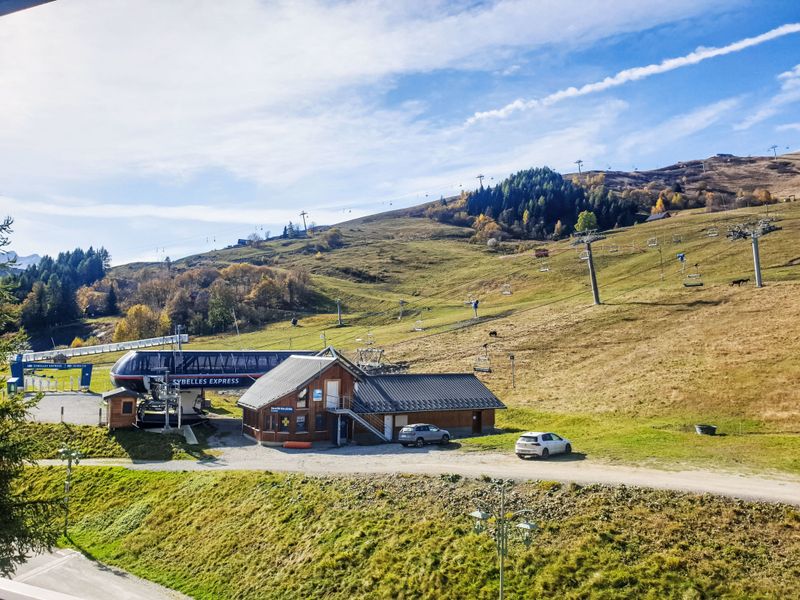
328 396 388 442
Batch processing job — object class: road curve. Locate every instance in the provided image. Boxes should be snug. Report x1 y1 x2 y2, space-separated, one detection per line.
37 443 800 505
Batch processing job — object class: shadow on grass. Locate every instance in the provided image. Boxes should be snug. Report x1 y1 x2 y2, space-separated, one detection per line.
609 299 723 309
65 534 138 580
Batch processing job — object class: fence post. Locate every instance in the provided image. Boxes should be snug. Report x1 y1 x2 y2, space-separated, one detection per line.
61 406 64 423
98 407 103 427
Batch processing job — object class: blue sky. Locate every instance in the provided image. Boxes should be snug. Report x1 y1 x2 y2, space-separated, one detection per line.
1 0 799 264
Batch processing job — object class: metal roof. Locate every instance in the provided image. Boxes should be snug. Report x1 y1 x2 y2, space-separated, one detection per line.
102 387 139 399
645 211 671 222
355 374 505 414
238 356 336 409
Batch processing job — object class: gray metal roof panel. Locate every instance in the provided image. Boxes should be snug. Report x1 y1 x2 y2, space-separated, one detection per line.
237 356 335 409
355 374 505 414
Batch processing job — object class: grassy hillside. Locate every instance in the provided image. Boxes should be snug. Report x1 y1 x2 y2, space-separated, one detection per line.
46 199 800 472
20 468 800 599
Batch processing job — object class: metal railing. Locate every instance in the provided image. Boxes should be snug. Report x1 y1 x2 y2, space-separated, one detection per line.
19 334 189 362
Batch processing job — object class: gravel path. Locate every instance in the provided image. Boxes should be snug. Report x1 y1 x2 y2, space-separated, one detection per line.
38 428 800 505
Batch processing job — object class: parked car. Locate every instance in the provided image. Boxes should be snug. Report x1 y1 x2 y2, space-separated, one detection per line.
399 423 451 447
515 431 571 459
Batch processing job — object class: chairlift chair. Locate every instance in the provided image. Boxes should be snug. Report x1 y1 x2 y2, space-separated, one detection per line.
683 264 704 287
579 250 590 261
647 237 658 247
706 227 719 238
608 244 618 253
671 234 682 244
473 344 492 373
413 320 424 332
539 261 550 272
500 283 512 296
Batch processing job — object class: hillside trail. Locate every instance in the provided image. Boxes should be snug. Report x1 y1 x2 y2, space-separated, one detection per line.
38 439 800 505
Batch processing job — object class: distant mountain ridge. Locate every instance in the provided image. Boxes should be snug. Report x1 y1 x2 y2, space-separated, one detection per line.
1 251 41 272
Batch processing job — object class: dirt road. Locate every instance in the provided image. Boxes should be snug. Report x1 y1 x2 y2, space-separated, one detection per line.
40 439 800 505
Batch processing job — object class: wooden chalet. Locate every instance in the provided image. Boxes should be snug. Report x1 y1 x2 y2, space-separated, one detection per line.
237 348 505 445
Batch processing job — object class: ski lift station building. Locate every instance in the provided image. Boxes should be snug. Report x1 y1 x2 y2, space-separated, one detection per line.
237 348 505 445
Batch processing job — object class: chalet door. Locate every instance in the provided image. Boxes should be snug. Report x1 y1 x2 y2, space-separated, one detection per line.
325 380 340 409
383 415 393 440
472 411 482 434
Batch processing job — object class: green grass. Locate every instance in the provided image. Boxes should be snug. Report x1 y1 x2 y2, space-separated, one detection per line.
21 422 215 461
461 408 800 475
204 392 243 418
17 467 800 599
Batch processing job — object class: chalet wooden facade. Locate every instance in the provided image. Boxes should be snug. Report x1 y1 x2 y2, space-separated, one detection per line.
237 349 505 445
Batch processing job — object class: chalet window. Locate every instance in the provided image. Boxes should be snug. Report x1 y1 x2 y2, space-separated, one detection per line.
312 388 323 402
315 413 326 431
297 388 308 409
296 415 307 433
122 401 133 415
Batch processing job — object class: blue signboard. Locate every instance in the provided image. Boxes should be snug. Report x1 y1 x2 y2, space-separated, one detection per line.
10 361 93 388
312 389 323 402
270 406 294 413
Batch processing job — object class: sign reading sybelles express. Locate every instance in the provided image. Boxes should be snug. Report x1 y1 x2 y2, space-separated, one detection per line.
171 376 252 388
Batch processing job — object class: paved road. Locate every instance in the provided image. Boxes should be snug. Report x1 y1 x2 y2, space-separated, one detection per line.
8 549 188 600
42 435 800 505
27 393 104 426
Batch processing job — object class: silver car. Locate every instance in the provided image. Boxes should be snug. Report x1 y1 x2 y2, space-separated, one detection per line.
515 431 572 459
399 423 451 447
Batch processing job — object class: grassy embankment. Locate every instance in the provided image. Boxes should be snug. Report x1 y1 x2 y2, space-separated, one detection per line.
32 203 800 471
19 467 800 599
21 422 215 461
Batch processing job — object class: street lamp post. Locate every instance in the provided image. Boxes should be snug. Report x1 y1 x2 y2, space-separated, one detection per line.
58 445 82 537
468 483 538 600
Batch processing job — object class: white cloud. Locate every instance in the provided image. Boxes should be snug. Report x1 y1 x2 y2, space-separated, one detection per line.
0 195 366 226
0 0 725 188
736 64 800 130
776 122 800 132
467 22 800 124
619 98 740 155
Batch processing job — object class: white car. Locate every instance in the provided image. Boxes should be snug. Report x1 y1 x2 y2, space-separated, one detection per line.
515 431 572 459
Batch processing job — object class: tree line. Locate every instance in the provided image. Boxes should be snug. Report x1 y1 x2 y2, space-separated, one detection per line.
425 167 639 241
6 247 112 331
111 263 313 341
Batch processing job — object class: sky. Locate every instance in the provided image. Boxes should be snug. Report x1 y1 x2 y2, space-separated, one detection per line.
1 0 799 265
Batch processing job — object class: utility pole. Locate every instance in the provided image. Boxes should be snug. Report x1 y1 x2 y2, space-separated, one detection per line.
574 159 583 175
769 144 778 159
476 174 485 189
509 353 515 389
336 298 343 326
320 332 327 348
59 446 81 537
573 230 605 305
299 210 309 232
